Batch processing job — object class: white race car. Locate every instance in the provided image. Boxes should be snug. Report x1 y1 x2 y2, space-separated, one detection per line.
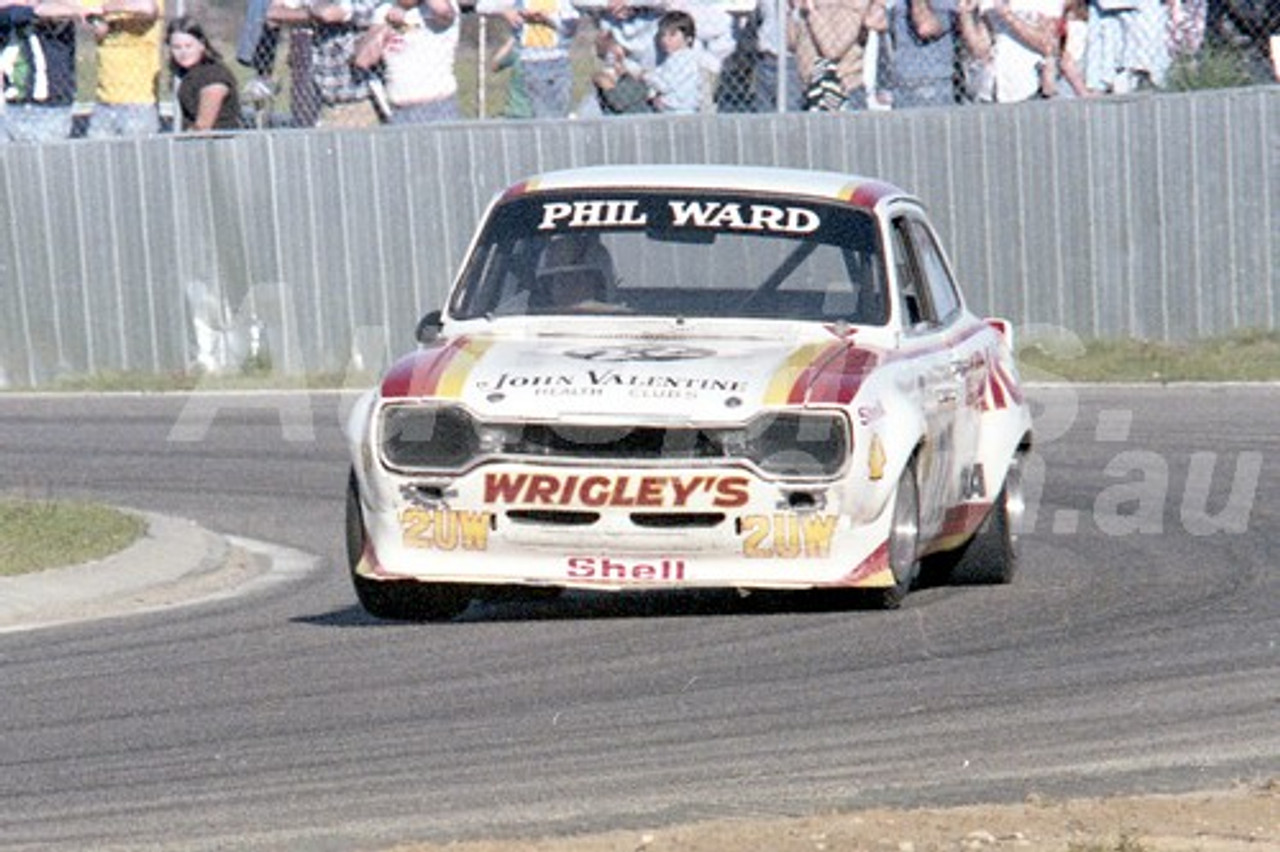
345 165 1033 620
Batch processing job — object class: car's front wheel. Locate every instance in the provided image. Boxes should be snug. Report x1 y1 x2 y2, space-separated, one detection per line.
345 469 472 622
873 460 921 609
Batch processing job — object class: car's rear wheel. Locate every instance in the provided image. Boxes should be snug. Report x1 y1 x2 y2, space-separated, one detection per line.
345 469 472 622
874 460 921 609
938 452 1025 586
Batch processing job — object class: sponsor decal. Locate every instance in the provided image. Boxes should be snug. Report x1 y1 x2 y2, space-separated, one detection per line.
536 386 604 398
536 199 822 236
867 434 886 481
667 201 819 234
400 507 492 551
479 369 746 395
566 556 687 582
857 400 886 426
740 513 839 558
537 200 648 230
962 352 990 408
483 472 750 509
564 344 716 363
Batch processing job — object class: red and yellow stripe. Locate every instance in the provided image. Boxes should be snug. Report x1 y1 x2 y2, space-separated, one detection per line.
380 336 494 400
924 502 994 554
763 341 838 405
983 358 1024 410
836 180 898 210
763 341 880 406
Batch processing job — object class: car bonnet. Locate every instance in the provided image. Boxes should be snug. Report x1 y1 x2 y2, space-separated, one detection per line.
379 327 885 423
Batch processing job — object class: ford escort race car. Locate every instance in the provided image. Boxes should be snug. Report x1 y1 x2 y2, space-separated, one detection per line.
344 165 1033 620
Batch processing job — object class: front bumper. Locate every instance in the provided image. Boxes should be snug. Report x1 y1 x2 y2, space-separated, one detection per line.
354 463 898 590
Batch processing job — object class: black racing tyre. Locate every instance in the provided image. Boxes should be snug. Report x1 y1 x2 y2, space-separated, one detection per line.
476 585 564 604
345 468 366 569
345 468 471 622
351 574 472 622
872 460 921 609
939 453 1025 586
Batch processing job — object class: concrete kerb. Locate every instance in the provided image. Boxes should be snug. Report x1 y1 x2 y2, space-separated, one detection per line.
0 511 300 633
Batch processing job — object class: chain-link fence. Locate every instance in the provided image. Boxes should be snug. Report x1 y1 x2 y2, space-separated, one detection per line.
0 0 1276 137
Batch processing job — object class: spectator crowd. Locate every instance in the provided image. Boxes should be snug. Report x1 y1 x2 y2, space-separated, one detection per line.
0 0 1275 139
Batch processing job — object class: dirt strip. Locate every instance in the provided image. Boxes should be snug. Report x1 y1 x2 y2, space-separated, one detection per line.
380 783 1278 852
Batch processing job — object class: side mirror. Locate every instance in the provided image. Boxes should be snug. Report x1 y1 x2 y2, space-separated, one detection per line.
415 310 443 344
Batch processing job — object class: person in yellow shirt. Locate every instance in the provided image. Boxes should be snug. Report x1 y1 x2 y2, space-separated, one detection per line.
85 0 164 137
500 0 578 117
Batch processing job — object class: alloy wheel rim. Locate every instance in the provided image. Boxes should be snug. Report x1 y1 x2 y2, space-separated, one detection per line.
889 474 919 584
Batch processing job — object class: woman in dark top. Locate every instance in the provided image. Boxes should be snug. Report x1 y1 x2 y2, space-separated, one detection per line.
166 16 243 131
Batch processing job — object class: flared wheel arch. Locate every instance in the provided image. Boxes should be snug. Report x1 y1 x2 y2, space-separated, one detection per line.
344 468 473 622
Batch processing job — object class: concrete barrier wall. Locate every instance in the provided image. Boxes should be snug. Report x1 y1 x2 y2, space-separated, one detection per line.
1 87 1275 386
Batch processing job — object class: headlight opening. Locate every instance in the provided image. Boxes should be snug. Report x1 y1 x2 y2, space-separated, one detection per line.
380 404 480 471
743 411 850 478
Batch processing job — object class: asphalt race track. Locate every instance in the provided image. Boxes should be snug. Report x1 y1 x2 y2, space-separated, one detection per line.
0 386 1276 851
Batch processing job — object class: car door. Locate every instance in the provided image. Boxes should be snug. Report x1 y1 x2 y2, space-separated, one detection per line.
910 216 990 511
888 210 985 543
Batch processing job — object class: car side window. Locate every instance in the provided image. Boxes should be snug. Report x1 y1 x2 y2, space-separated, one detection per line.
890 216 933 329
908 219 961 323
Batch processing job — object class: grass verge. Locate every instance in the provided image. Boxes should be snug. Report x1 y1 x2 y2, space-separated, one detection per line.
1017 330 1280 383
24 368 373 393
0 499 146 577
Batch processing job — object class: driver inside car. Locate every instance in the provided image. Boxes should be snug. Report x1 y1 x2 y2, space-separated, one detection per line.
532 234 618 311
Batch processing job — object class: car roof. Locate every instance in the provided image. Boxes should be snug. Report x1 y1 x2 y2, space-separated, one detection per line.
508 165 916 213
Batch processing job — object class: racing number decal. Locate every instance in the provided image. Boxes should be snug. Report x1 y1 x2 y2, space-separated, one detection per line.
401 508 492 551
741 514 839 558
960 464 986 500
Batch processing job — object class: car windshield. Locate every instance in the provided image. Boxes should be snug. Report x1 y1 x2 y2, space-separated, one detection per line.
449 190 887 325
